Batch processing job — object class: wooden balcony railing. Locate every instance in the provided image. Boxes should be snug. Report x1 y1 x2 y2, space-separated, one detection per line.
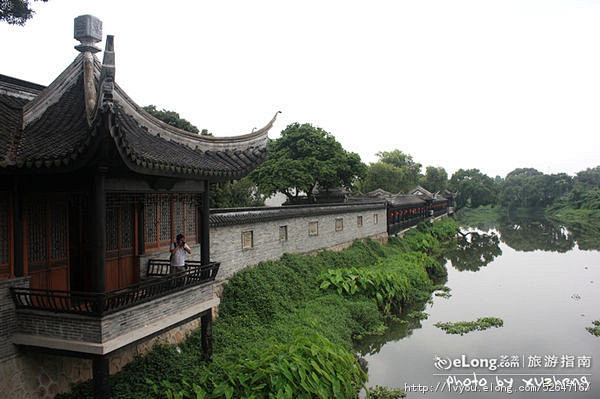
10 261 220 317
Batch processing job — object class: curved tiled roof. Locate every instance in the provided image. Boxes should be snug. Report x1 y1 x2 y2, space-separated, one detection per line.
16 75 97 168
0 92 29 165
0 42 275 180
112 105 270 179
388 194 425 206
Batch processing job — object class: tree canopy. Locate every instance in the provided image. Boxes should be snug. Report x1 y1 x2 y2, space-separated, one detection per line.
250 123 366 203
575 166 600 188
1 0 47 25
143 105 211 135
376 150 422 188
210 177 265 208
449 169 497 209
498 168 572 208
420 166 448 194
358 162 408 194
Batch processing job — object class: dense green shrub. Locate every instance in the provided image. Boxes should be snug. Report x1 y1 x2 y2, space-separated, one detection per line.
150 331 366 399
59 218 458 399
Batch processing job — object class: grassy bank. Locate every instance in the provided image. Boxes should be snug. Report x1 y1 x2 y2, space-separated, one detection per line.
60 218 457 399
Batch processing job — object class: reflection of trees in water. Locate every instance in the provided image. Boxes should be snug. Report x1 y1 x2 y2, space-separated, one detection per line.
458 210 592 252
551 219 600 251
446 232 502 271
496 213 574 253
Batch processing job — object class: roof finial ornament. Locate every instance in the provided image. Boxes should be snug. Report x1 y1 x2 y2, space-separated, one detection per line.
100 35 115 107
74 15 102 53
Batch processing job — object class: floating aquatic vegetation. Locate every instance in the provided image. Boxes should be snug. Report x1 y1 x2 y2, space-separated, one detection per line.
434 287 452 298
434 317 504 335
586 320 600 337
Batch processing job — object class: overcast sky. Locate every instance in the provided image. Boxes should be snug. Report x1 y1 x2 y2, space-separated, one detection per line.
2 0 599 178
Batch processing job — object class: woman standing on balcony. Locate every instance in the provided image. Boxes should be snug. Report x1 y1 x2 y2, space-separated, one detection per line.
170 234 192 273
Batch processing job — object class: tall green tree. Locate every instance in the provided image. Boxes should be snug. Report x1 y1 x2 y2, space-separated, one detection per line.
420 166 448 193
376 150 422 188
358 162 408 194
143 105 211 135
449 169 497 209
210 176 265 208
1 0 47 25
250 123 366 202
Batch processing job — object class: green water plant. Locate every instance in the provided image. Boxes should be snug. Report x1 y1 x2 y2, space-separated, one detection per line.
318 267 412 314
434 317 504 335
406 311 429 320
586 320 600 337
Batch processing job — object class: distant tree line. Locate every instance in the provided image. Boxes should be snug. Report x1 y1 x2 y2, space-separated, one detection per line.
448 166 600 211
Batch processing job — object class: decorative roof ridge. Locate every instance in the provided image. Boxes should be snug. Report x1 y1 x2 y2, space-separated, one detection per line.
111 83 278 151
22 54 86 128
411 185 433 197
209 202 386 227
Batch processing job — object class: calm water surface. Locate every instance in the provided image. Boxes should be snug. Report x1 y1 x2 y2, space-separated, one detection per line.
359 214 600 398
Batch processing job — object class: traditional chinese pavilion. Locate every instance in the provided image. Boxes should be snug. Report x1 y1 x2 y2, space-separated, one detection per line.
0 15 276 399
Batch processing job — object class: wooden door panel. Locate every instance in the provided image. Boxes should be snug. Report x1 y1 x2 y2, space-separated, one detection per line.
49 266 69 291
118 256 136 287
105 259 119 291
29 270 46 290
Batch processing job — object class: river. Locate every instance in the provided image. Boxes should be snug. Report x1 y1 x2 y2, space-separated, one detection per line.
358 212 599 398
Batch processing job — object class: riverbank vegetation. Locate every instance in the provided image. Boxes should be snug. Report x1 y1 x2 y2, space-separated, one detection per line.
434 317 504 335
60 218 457 399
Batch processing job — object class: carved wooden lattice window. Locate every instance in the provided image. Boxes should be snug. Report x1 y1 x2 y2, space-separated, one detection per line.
27 200 47 269
144 194 197 251
174 200 185 238
25 196 68 274
144 196 157 246
106 207 119 253
159 198 171 244
121 206 134 250
185 200 197 242
50 203 67 263
107 201 135 258
0 193 10 278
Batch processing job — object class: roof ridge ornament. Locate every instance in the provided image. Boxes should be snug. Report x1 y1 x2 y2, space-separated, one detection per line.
99 35 115 110
74 15 102 53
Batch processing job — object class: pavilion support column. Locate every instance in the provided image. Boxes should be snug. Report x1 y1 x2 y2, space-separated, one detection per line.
12 177 24 278
200 181 210 265
91 167 107 294
201 310 213 361
92 355 110 399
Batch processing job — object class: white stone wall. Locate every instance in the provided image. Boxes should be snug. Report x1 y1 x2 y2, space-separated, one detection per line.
211 207 387 280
